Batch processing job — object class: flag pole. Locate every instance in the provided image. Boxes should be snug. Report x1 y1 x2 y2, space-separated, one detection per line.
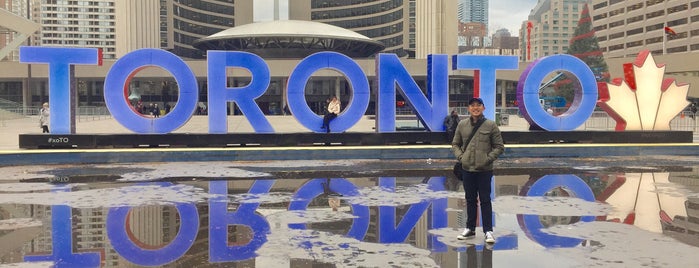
663 27 666 55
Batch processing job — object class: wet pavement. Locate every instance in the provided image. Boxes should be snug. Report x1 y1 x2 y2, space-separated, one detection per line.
0 157 698 267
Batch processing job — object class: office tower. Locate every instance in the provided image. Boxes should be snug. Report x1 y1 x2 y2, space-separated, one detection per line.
35 0 118 59
590 0 699 58
415 0 458 58
458 0 488 27
519 0 587 61
115 0 160 58
0 0 32 61
163 0 251 59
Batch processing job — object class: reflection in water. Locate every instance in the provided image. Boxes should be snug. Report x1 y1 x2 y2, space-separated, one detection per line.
0 167 697 267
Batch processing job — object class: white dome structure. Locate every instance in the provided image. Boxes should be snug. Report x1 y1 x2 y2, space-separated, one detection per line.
193 20 385 58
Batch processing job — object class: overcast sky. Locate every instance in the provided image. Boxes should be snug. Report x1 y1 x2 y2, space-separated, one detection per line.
254 0 540 37
490 0 539 36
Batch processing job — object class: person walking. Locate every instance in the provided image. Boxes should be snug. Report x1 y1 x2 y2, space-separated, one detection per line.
451 97 504 244
321 96 340 133
39 102 50 133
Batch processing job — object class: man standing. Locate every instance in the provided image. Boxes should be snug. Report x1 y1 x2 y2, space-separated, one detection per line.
451 97 504 244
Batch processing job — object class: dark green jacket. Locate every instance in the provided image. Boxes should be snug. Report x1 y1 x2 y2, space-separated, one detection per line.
451 118 504 172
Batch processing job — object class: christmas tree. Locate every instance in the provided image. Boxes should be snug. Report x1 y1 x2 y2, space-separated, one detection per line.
553 3 610 104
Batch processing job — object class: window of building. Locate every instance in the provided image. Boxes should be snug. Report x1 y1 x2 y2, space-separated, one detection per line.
593 2 608 9
646 0 665 7
646 36 662 44
609 20 624 28
668 31 688 41
609 44 624 51
627 2 644 11
626 40 643 48
667 18 688 27
609 7 624 17
626 28 643 36
627 15 644 24
609 32 625 40
645 23 664 32
667 46 688 53
667 4 688 14
646 10 665 19
593 13 608 20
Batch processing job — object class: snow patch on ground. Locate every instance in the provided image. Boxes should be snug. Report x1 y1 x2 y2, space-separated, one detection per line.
0 184 216 208
0 218 42 230
544 221 699 267
493 195 614 216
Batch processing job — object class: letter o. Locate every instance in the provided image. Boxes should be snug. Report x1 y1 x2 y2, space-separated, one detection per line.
107 203 198 266
516 55 598 131
286 52 370 133
289 178 369 240
104 49 198 133
519 174 595 248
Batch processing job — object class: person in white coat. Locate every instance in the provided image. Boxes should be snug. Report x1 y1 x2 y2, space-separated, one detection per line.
321 96 340 133
39 102 50 133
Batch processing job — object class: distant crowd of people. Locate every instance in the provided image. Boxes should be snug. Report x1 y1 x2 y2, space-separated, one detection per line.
134 100 171 117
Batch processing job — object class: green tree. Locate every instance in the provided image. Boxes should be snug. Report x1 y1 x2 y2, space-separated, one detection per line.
554 3 610 104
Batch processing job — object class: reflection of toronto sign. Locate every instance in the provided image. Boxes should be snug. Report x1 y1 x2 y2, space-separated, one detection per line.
19 47 689 134
25 175 595 266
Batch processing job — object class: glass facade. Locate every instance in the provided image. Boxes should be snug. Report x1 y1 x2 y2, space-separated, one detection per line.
38 0 117 59
170 0 235 59
311 0 408 56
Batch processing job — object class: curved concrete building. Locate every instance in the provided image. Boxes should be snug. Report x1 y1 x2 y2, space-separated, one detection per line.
303 0 410 57
167 0 252 59
192 20 385 58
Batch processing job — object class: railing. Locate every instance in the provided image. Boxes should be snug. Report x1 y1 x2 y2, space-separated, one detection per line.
0 106 112 124
76 106 112 122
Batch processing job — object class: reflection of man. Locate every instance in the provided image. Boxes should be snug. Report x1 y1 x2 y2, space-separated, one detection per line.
452 98 504 244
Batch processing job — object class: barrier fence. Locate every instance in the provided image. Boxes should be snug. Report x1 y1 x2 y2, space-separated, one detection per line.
1 105 697 133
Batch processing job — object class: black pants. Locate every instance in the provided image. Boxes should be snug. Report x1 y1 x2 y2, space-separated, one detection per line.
322 113 337 132
42 125 49 133
461 170 493 233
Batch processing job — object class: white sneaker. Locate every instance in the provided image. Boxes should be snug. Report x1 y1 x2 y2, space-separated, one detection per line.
456 228 476 240
485 231 496 244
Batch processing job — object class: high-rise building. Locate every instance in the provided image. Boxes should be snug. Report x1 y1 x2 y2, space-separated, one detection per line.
457 0 488 27
293 0 411 57
519 0 586 61
164 0 252 59
590 0 699 58
114 0 160 58
0 0 32 61
35 0 118 59
414 0 458 58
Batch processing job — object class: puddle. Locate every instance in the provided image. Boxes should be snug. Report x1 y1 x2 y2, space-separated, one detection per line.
0 161 697 267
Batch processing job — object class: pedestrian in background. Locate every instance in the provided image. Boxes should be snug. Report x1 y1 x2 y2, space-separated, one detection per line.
451 97 504 244
39 102 50 133
444 109 460 141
